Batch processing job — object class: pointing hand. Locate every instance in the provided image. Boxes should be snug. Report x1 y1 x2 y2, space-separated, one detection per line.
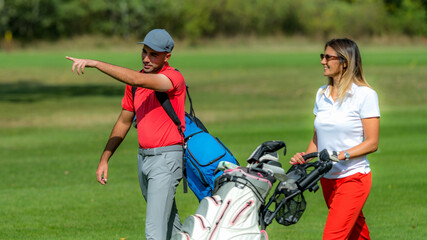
66 56 98 75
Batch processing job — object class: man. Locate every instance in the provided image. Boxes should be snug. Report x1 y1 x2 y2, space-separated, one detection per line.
66 29 186 240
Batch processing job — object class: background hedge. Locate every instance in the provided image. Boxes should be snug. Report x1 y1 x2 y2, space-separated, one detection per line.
1 0 426 43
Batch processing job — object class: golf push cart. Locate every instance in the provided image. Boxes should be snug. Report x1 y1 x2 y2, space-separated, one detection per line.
173 140 337 240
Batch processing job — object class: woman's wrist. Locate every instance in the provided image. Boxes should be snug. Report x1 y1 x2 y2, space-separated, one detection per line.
339 150 350 160
338 151 345 160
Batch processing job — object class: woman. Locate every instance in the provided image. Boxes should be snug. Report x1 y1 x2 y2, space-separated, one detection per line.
290 38 380 240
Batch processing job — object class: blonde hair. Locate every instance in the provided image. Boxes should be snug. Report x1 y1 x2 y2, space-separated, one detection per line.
324 38 371 102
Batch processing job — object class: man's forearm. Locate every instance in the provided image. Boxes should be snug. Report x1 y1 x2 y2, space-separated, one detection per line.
100 136 125 163
95 61 142 87
100 110 134 163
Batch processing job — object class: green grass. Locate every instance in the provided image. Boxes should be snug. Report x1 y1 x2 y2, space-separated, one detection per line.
0 40 426 239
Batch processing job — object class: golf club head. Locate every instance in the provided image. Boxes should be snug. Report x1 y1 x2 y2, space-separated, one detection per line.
259 152 279 162
247 140 286 164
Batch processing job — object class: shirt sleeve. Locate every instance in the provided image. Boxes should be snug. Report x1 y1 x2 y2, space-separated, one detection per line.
162 68 185 95
121 85 134 112
359 88 380 118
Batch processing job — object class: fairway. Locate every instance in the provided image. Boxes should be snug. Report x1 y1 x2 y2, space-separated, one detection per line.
1 40 426 239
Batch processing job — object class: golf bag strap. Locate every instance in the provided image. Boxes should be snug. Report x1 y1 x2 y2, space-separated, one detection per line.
155 91 184 136
154 85 193 137
132 86 137 100
185 85 195 116
131 85 190 138
154 85 194 141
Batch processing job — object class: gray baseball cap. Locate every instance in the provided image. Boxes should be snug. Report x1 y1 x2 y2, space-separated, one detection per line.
138 29 174 53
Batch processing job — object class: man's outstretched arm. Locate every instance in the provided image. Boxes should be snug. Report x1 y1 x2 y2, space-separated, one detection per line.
65 56 172 92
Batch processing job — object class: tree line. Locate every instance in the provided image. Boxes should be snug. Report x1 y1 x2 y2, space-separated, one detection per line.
1 0 426 42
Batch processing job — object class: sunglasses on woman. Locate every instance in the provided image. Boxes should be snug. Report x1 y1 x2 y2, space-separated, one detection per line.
320 54 340 61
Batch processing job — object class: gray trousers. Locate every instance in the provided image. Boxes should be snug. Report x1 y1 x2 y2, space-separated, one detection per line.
138 145 183 240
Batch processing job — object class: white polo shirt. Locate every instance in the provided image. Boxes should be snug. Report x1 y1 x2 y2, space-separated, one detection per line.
313 83 380 179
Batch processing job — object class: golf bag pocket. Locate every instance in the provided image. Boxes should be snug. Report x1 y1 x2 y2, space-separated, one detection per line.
229 200 255 226
196 196 222 223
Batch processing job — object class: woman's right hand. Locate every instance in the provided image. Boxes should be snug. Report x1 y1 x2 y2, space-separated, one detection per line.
290 152 306 165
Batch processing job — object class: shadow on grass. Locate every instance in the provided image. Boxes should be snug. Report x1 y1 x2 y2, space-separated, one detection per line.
0 81 124 102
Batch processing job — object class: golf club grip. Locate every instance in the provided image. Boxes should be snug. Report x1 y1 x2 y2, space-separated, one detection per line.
302 152 318 161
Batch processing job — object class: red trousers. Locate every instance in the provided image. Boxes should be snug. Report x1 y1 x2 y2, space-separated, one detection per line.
320 172 372 240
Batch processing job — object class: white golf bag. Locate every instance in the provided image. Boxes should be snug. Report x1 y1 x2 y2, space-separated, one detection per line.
172 141 286 240
173 166 273 240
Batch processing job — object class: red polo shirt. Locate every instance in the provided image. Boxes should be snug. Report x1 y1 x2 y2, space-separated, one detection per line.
121 63 186 149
